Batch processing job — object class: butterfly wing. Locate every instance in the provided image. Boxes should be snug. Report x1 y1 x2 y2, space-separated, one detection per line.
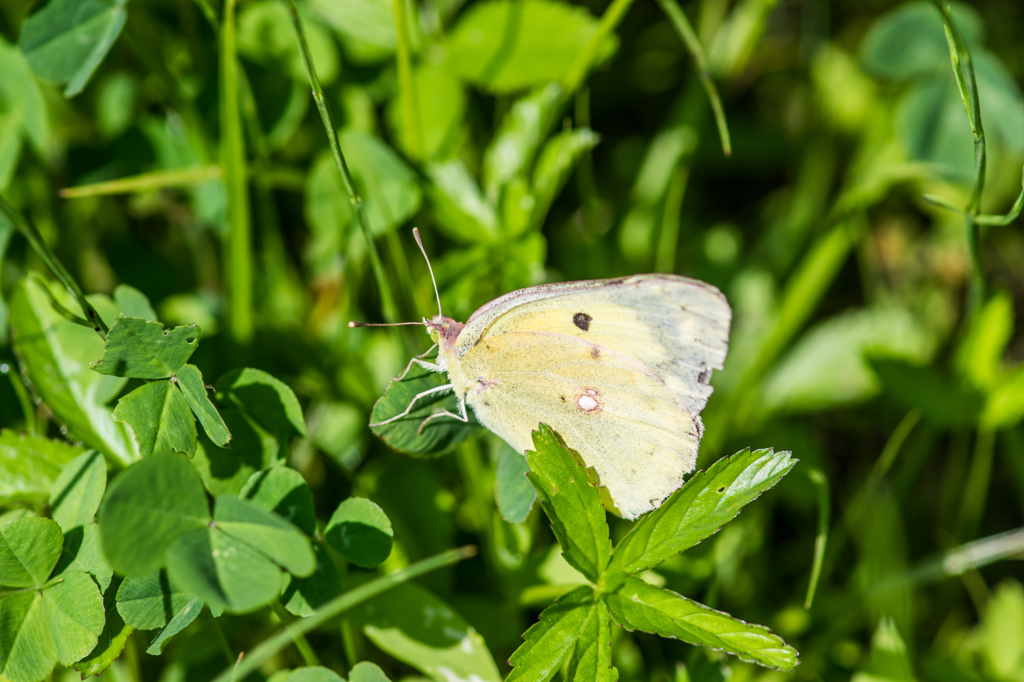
452 274 731 519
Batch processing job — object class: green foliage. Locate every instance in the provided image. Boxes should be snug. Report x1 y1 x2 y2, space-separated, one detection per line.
112 380 197 457
324 497 393 568
92 317 200 379
48 450 105 532
0 430 83 505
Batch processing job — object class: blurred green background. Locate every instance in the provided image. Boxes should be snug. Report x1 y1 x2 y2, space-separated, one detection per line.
1 0 1023 680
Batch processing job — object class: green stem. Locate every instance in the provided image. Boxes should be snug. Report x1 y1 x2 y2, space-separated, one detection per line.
561 0 636 95
393 0 421 159
0 195 109 337
205 607 235 665
804 468 830 609
281 0 398 322
958 429 995 540
60 166 222 199
221 0 254 343
270 601 321 666
653 0 732 156
655 164 689 273
210 547 475 682
1 362 36 434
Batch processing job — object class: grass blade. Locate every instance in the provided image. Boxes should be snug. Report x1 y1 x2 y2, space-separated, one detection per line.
804 468 830 609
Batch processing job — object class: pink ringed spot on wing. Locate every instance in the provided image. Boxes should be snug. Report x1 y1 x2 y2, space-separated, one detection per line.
576 388 602 413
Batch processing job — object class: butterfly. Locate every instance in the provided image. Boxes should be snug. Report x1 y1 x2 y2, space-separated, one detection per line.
352 230 732 519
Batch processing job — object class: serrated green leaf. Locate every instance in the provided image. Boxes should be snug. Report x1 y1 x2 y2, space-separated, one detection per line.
92 317 200 379
287 668 344 682
324 497 392 569
53 523 112 592
447 0 616 93
609 448 795 576
241 467 317 537
0 429 84 506
217 367 306 437
566 601 618 682
48 450 106 532
351 581 502 682
482 83 563 199
74 579 133 678
369 362 479 457
177 364 231 447
0 517 63 588
529 128 600 231
214 495 316 577
526 425 610 584
98 452 210 576
495 444 536 524
113 380 197 458
602 574 798 671
165 527 284 613
116 570 203 655
507 585 595 682
9 276 137 465
18 0 128 97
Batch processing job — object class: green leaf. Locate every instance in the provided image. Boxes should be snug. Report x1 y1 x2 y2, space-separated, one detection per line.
281 542 343 617
48 450 106 532
851 618 913 682
191 405 281 496
529 128 600 231
0 38 50 154
0 517 63 587
425 160 499 243
53 524 113 592
525 425 611 584
982 365 1024 430
387 62 466 161
955 292 1014 391
324 497 393 569
214 495 316 577
566 601 618 682
9 276 137 465
98 452 210 576
602 574 798 671
869 359 983 427
307 0 396 63
495 444 537 523
0 590 52 682
978 581 1024 680
341 128 422 235
369 362 479 457
164 526 284 613
241 467 317 537
237 0 339 85
507 585 595 682
447 0 616 93
482 84 563 199
349 662 393 682
760 307 936 414
18 0 129 97
351 581 502 682
287 668 345 682
217 367 306 438
0 429 84 506
303 150 353 278
177 364 231 447
74 580 133 678
116 570 204 655
609 449 794 576
91 317 200 379
113 380 198 458
859 2 983 81
113 284 157 322
40 570 106 663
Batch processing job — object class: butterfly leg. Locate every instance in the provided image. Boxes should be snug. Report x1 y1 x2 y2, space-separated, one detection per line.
416 395 469 434
394 345 441 380
369 383 454 427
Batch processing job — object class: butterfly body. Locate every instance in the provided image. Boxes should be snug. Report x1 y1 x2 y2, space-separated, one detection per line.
420 274 731 519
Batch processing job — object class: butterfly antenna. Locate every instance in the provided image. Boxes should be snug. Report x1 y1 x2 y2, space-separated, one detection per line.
348 320 425 328
413 227 443 318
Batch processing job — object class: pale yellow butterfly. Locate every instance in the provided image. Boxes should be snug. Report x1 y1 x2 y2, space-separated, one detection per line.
352 230 732 519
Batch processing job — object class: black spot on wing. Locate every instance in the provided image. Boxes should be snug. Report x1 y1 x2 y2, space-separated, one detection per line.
573 312 592 331
697 361 710 384
590 346 600 359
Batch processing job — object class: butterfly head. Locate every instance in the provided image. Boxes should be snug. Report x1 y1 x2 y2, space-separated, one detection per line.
426 315 464 353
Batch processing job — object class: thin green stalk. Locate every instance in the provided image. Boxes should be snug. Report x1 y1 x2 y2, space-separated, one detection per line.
270 601 321 666
205 607 235 666
210 547 475 682
221 0 253 343
393 0 421 159
282 0 398 322
975 164 1024 226
1 362 36 434
958 429 995 539
191 0 219 32
60 166 222 198
562 0 636 95
804 468 830 609
0 195 108 337
655 164 689 273
653 0 732 156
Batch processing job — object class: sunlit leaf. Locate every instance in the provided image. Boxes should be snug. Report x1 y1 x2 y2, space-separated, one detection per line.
214 495 316 577
507 585 595 682
74 580 132 677
566 599 618 682
482 83 563 199
388 63 466 161
0 429 84 506
112 380 197 458
237 0 339 84
217 367 306 438
116 570 203 655
324 497 392 569
495 443 536 524
0 517 63 588
850 618 913 682
48 450 106 532
53 523 112 592
91 317 200 379
177 364 231 447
